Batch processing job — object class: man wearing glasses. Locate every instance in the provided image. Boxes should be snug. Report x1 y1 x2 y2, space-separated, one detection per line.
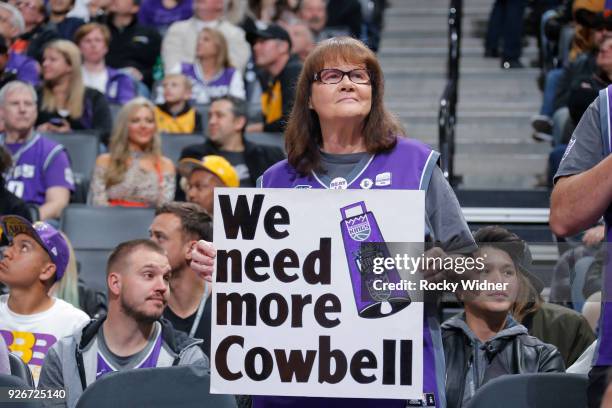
246 23 302 134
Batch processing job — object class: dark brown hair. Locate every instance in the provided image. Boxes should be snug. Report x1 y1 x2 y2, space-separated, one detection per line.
155 202 213 241
472 226 542 322
106 239 165 276
284 36 404 174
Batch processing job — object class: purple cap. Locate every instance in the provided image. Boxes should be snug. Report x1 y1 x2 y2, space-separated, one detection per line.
0 215 69 281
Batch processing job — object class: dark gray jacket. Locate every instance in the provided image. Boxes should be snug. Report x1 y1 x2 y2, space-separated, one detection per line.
442 313 565 408
38 317 209 408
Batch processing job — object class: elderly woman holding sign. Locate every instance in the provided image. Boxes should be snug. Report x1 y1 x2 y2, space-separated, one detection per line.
191 37 476 407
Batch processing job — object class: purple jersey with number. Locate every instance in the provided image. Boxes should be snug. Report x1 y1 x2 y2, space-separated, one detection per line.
96 331 164 379
594 85 612 366
256 137 444 408
180 63 236 104
2 134 75 206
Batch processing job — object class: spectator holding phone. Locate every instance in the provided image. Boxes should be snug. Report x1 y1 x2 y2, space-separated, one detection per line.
35 40 113 144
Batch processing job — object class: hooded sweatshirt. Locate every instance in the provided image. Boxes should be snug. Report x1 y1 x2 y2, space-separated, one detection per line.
38 317 209 408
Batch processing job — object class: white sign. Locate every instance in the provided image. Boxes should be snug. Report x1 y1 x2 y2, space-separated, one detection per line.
211 189 425 400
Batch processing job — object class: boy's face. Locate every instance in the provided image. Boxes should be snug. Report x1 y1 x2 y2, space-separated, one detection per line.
464 247 520 314
0 233 54 288
163 77 191 105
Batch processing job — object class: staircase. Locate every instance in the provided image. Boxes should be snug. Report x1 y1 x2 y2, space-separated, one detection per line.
379 0 549 190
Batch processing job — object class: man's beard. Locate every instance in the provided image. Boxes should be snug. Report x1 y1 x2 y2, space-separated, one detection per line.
120 293 165 324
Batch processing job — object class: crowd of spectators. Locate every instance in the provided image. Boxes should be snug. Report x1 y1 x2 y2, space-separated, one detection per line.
0 0 609 407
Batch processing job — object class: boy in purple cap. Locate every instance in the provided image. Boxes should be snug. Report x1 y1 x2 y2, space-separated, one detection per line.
0 214 89 385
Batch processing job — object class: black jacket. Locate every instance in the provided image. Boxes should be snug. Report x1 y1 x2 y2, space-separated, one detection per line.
17 23 60 62
36 87 113 144
442 314 565 408
257 54 302 133
553 51 597 112
177 138 285 199
102 15 161 88
0 185 32 221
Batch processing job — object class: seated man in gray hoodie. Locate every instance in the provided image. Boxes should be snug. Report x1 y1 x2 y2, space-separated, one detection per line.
38 239 209 407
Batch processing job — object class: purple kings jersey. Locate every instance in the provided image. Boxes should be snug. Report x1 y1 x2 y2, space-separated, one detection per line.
595 85 612 366
256 137 444 408
1 134 75 206
181 63 236 104
96 330 164 380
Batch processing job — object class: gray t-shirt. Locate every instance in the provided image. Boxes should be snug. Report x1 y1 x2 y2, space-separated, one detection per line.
258 150 476 254
555 97 606 182
217 151 253 187
97 322 161 370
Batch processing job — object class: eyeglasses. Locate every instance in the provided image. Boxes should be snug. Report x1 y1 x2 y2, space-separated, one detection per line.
313 68 371 85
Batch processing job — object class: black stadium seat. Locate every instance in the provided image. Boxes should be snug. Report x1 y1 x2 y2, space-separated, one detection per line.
60 205 155 293
42 132 101 203
0 374 40 407
8 353 34 387
161 133 204 164
244 132 284 152
75 365 236 408
467 373 587 408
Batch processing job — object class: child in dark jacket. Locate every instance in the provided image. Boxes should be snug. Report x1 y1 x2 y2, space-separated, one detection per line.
442 226 565 408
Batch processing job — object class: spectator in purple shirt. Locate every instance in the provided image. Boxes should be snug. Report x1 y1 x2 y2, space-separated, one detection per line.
137 0 193 35
0 81 74 221
0 3 40 85
75 23 137 105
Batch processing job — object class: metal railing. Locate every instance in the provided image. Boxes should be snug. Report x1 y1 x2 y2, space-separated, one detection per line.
438 0 462 186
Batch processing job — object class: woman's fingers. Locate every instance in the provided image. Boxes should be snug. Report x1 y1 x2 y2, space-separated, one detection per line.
190 240 217 282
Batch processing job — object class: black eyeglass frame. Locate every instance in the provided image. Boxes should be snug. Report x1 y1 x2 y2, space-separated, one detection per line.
312 68 372 85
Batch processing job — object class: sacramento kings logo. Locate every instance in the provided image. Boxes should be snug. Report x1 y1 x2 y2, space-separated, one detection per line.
345 215 371 241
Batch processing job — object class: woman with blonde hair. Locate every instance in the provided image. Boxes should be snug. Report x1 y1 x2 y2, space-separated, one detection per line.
36 40 113 144
90 97 175 207
169 27 245 104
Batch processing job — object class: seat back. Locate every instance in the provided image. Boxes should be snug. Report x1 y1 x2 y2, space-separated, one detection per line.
0 373 40 407
8 353 34 387
60 205 155 293
160 133 205 164
244 132 284 152
42 132 100 203
467 373 587 408
75 365 237 408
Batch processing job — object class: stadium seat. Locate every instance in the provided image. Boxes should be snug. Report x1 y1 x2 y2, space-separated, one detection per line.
8 353 34 387
109 103 122 123
571 256 595 312
161 133 205 164
245 132 284 152
0 374 40 407
75 365 236 408
42 132 101 203
194 103 210 130
60 205 155 293
467 373 587 408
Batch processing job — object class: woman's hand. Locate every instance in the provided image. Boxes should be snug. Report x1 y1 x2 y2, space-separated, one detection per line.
582 225 605 247
37 119 71 133
190 240 216 282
